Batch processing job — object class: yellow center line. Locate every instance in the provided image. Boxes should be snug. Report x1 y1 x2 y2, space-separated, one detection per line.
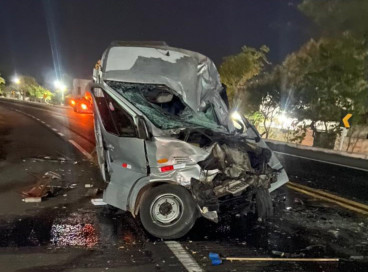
287 182 368 215
288 181 368 211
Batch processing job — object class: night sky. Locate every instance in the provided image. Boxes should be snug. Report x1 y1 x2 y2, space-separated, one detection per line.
0 0 312 86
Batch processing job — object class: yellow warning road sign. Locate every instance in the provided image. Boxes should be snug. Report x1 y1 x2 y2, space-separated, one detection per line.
342 113 352 128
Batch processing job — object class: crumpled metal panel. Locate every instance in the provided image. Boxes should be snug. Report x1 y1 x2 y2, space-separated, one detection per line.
244 126 289 192
150 165 202 187
146 136 211 168
144 136 212 186
100 44 231 127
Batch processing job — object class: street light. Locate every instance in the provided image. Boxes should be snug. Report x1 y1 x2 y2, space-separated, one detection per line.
54 80 67 105
12 77 20 85
12 76 24 100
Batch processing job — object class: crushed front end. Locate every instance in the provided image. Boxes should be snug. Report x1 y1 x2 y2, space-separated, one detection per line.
177 129 279 223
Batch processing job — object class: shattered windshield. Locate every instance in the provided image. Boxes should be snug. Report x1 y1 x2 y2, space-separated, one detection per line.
106 81 226 131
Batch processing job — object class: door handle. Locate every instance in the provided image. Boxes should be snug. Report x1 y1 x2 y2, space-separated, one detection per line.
107 144 115 151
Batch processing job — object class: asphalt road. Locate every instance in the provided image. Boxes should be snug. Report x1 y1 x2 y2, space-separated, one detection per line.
266 141 368 205
0 99 95 153
2 98 367 204
1 99 368 272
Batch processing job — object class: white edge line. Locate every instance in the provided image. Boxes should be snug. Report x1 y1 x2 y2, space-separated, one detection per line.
11 108 93 162
274 151 368 172
68 139 93 161
165 241 203 272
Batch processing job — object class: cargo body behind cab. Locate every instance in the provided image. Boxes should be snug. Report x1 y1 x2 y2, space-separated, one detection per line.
91 41 288 239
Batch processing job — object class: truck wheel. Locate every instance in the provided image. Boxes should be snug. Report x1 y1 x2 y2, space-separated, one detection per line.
255 188 273 219
139 184 198 239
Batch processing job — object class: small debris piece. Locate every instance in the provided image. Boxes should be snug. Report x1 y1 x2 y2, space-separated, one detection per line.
85 188 99 197
44 171 62 180
328 230 339 238
21 180 50 198
21 171 64 201
349 256 367 260
23 197 42 203
91 198 107 206
272 250 305 258
85 184 94 188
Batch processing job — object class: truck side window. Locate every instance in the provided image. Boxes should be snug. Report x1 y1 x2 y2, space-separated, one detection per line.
94 88 137 137
105 95 137 137
94 91 118 135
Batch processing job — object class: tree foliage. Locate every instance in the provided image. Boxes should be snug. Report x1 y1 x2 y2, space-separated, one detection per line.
280 36 368 147
299 0 368 39
7 76 53 101
298 0 368 150
244 67 284 138
219 45 269 106
0 74 5 94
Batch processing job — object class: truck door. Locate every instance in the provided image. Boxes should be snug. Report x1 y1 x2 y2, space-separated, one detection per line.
91 86 148 210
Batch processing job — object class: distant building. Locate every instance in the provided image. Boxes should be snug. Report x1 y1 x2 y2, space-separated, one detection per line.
72 79 91 97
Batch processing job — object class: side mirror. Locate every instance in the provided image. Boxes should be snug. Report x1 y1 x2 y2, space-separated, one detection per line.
137 116 150 140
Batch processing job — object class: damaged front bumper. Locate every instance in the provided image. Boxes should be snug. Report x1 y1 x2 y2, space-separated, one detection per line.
149 132 286 223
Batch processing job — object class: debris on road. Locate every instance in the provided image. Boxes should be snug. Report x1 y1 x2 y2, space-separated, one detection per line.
22 197 42 203
349 256 368 261
85 188 100 197
91 198 107 206
271 250 305 258
21 171 70 202
44 171 62 180
26 154 79 164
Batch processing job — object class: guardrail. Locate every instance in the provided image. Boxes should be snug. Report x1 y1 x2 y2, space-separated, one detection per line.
266 139 368 171
266 139 368 160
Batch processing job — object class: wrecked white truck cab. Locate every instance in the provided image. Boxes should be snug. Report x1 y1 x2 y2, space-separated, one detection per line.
91 41 288 239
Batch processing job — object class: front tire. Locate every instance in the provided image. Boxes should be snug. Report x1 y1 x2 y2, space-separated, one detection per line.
139 184 198 239
255 187 273 219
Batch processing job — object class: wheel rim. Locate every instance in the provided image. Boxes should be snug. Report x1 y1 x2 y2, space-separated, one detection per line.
150 193 184 226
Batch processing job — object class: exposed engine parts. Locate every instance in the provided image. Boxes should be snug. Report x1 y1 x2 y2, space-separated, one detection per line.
190 135 279 221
